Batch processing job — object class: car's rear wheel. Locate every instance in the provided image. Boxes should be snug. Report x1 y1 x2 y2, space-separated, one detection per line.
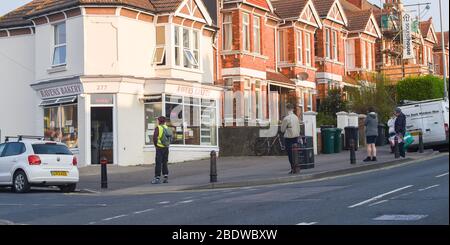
59 183 77 193
12 170 31 193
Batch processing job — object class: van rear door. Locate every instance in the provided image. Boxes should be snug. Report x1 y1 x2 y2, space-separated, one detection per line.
402 104 423 146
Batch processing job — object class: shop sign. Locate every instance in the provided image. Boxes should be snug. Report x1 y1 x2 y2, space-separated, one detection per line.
176 85 211 97
39 84 83 99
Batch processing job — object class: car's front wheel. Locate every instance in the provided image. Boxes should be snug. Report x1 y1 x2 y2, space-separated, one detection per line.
12 170 31 193
59 183 77 193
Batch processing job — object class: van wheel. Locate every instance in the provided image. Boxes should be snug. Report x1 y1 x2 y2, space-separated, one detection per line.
59 184 77 193
12 171 31 193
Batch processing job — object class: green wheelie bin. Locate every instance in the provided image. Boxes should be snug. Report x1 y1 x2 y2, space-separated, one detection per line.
322 128 336 154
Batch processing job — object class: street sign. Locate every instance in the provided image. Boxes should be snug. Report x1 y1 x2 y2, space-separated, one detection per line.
402 12 415 59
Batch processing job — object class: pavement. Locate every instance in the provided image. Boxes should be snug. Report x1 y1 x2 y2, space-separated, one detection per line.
75 145 441 195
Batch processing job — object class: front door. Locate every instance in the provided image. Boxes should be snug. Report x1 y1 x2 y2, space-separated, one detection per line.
91 107 113 164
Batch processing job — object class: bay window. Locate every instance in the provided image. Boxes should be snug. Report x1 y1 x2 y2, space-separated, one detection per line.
52 22 66 66
243 13 250 52
223 13 233 50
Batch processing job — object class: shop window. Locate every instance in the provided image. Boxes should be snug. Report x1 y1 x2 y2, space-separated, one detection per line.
154 26 166 65
44 103 78 149
52 22 66 66
144 96 162 145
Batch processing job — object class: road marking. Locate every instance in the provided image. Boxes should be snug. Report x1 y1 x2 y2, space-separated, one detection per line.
87 221 97 225
418 184 440 191
178 200 194 204
133 208 154 214
348 185 413 208
368 200 389 207
0 204 24 206
102 214 128 221
296 222 317 225
158 201 170 204
435 172 448 178
373 214 428 221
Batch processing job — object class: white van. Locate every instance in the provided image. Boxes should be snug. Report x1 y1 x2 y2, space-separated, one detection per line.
399 99 449 150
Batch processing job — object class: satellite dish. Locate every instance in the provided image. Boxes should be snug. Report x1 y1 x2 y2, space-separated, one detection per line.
297 72 309 81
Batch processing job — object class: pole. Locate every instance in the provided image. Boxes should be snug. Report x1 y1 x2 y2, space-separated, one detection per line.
418 130 424 153
394 136 400 159
292 143 300 174
100 156 108 189
210 150 217 183
350 139 356 165
439 0 448 100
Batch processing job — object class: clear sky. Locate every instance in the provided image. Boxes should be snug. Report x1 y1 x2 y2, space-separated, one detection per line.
0 0 448 31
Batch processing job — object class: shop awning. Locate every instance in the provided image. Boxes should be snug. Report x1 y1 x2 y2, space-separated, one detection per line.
39 96 77 106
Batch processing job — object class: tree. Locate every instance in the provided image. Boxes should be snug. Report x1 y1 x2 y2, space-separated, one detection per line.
348 74 397 124
396 75 445 102
317 88 348 126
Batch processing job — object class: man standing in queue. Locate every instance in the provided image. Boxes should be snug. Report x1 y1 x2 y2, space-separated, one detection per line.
280 103 300 174
152 116 172 184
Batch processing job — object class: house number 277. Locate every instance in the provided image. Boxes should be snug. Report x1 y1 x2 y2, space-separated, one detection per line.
97 85 107 91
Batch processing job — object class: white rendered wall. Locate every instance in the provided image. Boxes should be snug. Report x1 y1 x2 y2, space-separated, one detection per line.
0 34 37 140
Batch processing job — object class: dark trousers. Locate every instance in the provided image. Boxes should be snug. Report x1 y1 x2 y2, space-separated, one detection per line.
399 142 406 158
285 138 298 168
155 147 169 178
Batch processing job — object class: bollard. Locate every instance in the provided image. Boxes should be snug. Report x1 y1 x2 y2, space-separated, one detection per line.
418 131 424 153
210 150 217 183
291 143 300 174
394 136 400 159
100 156 108 189
350 139 356 164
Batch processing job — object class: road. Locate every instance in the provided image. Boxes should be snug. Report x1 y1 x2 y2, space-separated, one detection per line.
0 154 448 225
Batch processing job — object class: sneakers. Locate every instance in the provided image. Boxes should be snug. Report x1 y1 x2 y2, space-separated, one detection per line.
363 157 372 162
163 175 169 183
151 177 161 184
372 157 377 161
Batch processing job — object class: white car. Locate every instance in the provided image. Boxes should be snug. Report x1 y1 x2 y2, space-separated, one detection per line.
0 136 79 193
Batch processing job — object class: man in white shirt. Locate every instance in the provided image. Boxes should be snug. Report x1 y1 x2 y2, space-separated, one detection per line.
280 103 301 174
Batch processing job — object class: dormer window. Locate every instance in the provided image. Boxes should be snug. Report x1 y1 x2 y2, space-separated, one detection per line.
52 22 66 67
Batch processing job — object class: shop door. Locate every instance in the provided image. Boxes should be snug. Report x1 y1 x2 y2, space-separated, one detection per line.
91 107 113 164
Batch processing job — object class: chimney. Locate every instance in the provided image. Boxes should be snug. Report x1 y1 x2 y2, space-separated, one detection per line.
347 0 363 9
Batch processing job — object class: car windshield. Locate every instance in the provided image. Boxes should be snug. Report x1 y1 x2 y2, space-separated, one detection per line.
32 144 73 155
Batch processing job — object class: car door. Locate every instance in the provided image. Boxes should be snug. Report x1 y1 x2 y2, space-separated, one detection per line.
0 143 25 183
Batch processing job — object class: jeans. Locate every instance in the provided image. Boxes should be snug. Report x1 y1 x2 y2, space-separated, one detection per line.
399 142 406 158
155 147 169 177
285 138 298 168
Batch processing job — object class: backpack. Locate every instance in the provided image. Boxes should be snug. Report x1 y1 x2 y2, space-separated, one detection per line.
160 126 173 147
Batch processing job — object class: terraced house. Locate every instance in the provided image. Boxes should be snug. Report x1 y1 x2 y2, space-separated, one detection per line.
0 0 221 166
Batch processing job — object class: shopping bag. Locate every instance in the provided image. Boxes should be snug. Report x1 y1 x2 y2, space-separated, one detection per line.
403 132 414 150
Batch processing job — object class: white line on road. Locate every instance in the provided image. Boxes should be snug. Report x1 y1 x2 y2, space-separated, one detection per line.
348 185 413 208
418 184 440 191
178 200 194 204
87 221 97 225
435 172 448 178
102 214 128 221
158 201 170 204
133 208 154 214
296 222 317 225
368 200 389 207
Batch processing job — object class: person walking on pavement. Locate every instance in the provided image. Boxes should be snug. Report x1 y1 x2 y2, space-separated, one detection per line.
387 113 397 153
151 116 172 184
280 103 300 174
394 107 407 158
363 107 379 162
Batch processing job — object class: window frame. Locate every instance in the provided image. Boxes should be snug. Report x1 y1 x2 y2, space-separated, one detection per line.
154 25 166 66
253 15 261 54
332 30 338 61
52 22 67 67
305 32 311 66
242 13 250 52
297 30 303 64
325 28 331 59
223 13 233 51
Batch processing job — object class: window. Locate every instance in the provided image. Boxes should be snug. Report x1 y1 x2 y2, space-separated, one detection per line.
193 30 200 69
346 39 355 69
2 143 25 157
305 32 311 66
52 22 66 66
224 78 234 87
182 28 198 68
174 26 181 66
44 103 78 148
299 91 304 113
307 93 313 111
242 13 250 52
361 40 366 69
154 26 166 65
297 31 303 64
278 30 287 62
255 80 262 120
244 79 251 122
0 144 5 156
223 13 233 50
325 28 330 59
332 30 338 61
367 42 372 70
145 95 217 146
253 16 261 54
32 144 72 155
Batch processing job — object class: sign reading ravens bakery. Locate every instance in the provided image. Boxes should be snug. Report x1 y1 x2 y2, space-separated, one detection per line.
39 84 83 99
402 12 414 60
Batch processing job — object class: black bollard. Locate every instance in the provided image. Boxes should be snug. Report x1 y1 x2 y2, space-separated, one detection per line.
394 136 400 159
292 143 300 174
210 150 217 183
418 131 424 153
100 156 108 189
350 139 356 164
